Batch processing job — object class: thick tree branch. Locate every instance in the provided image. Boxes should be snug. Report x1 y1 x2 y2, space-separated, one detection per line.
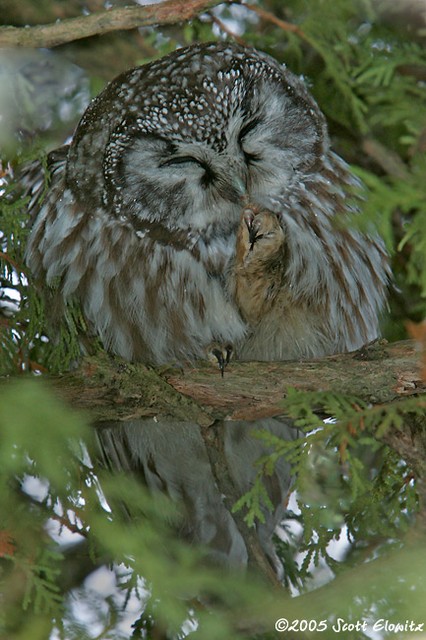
39 339 424 426
0 0 225 48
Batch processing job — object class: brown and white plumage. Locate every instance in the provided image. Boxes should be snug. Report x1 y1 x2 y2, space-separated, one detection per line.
25 41 390 364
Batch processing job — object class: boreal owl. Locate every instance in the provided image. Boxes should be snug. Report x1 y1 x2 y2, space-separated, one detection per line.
25 41 389 365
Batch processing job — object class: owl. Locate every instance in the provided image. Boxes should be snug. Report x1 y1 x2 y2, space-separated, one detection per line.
25 41 390 366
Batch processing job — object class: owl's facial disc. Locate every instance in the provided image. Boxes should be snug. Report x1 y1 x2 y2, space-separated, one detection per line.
90 45 326 237
109 134 249 231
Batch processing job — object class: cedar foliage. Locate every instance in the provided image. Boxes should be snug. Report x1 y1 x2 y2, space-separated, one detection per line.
1 1 426 638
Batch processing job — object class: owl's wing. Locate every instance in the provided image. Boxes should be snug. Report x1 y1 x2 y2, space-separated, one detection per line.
231 154 390 360
20 145 69 223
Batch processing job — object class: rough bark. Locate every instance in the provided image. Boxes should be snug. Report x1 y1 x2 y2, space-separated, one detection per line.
0 0 225 48
40 339 424 425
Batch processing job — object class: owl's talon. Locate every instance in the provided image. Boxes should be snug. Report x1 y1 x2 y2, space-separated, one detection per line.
240 206 283 255
207 343 233 377
243 207 263 250
243 207 255 231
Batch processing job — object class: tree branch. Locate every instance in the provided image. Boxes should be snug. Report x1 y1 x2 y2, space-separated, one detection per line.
3 339 425 513
37 339 424 426
0 0 225 48
361 138 410 180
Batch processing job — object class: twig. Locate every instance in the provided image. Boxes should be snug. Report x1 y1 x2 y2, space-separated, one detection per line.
361 138 410 180
50 512 88 538
0 251 25 273
0 0 224 48
242 2 309 42
207 12 246 44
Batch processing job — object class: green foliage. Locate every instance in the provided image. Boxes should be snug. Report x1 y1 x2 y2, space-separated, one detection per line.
1 383 425 639
350 159 426 325
0 381 279 639
234 388 422 590
0 380 90 634
0 157 86 375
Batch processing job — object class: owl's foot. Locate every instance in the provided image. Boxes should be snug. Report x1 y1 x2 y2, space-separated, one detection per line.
237 205 285 264
233 205 286 324
206 342 233 377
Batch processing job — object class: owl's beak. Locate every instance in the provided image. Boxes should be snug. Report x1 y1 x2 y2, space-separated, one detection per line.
233 176 247 198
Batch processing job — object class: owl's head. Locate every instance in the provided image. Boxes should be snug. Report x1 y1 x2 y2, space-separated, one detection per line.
66 42 328 237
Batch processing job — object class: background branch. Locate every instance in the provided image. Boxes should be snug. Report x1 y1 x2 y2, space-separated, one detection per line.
0 0 225 48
